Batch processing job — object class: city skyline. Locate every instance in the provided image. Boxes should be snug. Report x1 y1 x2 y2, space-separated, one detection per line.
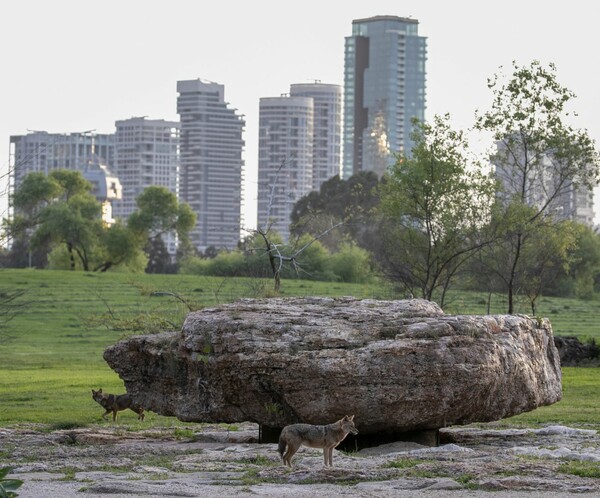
2 1 600 228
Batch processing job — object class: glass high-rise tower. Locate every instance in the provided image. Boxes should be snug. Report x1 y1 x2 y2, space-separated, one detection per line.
343 15 427 179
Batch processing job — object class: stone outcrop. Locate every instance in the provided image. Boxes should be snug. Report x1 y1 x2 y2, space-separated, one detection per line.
103 297 562 435
554 335 599 366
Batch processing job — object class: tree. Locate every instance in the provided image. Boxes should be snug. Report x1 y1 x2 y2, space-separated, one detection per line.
5 170 148 272
251 225 340 291
250 158 343 291
8 170 103 270
128 186 196 273
290 171 381 251
518 220 576 315
94 222 147 272
571 226 600 299
378 114 496 306
475 60 600 313
546 224 600 299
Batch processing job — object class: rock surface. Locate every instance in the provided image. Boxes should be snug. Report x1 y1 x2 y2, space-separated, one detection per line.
5 423 600 497
554 335 599 365
104 297 562 433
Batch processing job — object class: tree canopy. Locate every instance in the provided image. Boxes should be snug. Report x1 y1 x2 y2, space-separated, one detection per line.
6 170 146 272
127 186 196 273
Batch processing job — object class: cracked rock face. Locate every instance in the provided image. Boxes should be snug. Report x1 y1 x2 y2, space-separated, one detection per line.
103 297 562 433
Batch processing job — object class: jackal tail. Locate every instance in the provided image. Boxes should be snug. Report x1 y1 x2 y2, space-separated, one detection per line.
278 438 286 458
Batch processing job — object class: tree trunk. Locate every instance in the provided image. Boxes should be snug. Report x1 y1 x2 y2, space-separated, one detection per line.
507 284 514 315
507 233 523 315
66 242 76 271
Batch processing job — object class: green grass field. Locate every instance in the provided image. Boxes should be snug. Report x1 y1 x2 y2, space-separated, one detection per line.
1 268 599 429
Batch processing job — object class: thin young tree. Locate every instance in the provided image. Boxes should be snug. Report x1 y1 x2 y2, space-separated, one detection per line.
250 158 342 292
475 60 600 313
378 114 496 307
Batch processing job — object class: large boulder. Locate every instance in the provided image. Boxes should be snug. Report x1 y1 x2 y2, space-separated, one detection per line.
103 297 562 435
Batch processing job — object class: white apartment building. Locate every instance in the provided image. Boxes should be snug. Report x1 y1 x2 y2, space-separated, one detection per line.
113 117 179 219
290 82 342 190
9 131 114 198
495 144 595 227
257 95 314 241
177 79 245 251
113 117 180 254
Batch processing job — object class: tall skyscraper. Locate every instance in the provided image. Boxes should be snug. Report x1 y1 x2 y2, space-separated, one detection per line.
257 95 314 241
8 131 114 214
113 117 179 220
177 79 245 251
343 15 427 179
112 117 180 254
290 82 342 190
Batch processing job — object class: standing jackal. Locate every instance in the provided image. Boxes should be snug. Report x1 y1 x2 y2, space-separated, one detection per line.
91 388 145 421
278 415 358 467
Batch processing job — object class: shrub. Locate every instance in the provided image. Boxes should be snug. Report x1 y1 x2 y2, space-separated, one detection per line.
329 242 375 283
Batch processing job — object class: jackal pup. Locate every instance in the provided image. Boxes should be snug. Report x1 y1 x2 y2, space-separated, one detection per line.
91 388 145 421
278 415 358 467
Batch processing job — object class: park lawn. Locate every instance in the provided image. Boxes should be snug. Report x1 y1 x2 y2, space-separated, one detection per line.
498 367 600 429
442 292 600 341
1 269 599 428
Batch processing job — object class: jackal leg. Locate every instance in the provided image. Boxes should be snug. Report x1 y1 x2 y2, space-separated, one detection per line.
283 442 300 467
325 445 335 466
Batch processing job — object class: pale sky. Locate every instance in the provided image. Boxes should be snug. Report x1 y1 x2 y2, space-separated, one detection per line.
1 0 599 228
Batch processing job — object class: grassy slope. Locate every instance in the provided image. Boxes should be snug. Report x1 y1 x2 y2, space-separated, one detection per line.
0 269 598 428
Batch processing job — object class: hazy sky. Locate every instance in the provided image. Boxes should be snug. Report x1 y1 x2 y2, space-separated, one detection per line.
1 0 599 227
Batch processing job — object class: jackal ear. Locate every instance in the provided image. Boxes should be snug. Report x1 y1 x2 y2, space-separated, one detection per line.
349 415 355 421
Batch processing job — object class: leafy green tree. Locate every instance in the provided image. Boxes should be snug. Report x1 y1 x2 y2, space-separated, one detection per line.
290 171 381 251
7 170 148 272
378 114 496 306
548 224 600 299
95 222 147 272
144 236 174 274
10 170 103 270
572 226 600 298
475 60 600 313
519 220 577 314
128 186 196 273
